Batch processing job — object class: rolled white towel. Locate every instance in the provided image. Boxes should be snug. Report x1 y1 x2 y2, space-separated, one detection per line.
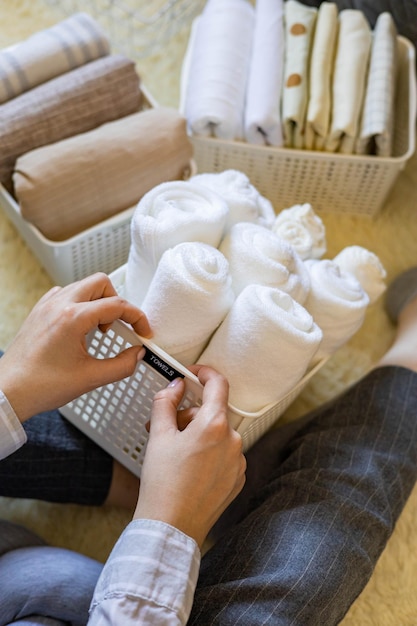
191 169 275 233
198 284 323 412
304 259 370 362
0 13 110 104
333 245 387 304
220 222 310 304
272 203 327 260
125 180 229 307
244 0 285 146
141 242 235 366
182 0 255 140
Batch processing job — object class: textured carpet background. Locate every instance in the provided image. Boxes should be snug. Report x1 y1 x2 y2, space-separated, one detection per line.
1 1 417 623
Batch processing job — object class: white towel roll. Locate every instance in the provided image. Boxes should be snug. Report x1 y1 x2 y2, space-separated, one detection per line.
220 222 310 304
244 0 285 146
333 245 387 304
191 169 275 232
125 180 229 307
198 284 323 412
183 0 255 140
0 13 110 104
141 242 235 366
304 259 370 362
272 203 327 260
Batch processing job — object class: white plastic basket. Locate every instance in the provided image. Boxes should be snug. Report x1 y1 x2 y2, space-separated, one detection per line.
190 36 416 217
60 265 327 477
43 0 205 59
0 86 196 286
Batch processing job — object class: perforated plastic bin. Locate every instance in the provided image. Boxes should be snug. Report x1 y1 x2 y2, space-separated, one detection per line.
60 265 327 477
44 0 205 59
0 86 197 286
190 36 416 217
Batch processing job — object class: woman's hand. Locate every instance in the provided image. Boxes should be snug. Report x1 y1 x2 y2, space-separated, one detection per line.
0 272 152 421
134 365 246 549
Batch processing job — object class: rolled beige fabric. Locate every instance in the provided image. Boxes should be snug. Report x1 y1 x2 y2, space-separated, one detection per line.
14 108 194 241
0 54 142 188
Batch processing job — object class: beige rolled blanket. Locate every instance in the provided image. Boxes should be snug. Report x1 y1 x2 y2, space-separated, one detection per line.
0 54 142 188
13 108 193 241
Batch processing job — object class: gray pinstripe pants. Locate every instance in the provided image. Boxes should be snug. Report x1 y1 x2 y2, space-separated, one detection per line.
191 366 417 625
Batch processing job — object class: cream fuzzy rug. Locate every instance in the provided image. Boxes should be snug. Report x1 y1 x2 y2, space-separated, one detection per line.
1 1 417 624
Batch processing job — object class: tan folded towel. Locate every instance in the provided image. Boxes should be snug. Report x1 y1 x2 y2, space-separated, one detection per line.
0 12 110 104
0 55 142 188
305 2 338 151
14 108 193 241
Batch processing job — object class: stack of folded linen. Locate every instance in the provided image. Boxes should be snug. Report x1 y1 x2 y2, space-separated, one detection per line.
0 13 193 240
182 0 399 156
124 170 385 412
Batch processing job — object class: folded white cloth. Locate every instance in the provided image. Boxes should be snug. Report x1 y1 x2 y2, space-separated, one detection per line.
356 13 398 157
191 169 275 233
305 2 339 151
272 203 327 260
0 13 110 104
282 0 317 149
244 0 285 146
304 259 370 362
141 242 235 366
182 0 255 140
220 222 310 303
198 284 322 412
325 10 372 154
125 180 229 307
332 245 387 304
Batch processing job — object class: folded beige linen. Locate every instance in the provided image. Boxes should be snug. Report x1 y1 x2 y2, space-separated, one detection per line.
0 54 142 188
14 108 193 241
0 12 110 104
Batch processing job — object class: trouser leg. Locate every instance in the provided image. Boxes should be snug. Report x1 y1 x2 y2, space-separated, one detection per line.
190 366 417 625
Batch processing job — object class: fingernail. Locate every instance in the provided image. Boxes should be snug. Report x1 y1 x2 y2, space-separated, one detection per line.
136 347 146 361
168 377 182 388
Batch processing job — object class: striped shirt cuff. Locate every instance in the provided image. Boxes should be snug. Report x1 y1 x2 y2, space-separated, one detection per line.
0 389 27 460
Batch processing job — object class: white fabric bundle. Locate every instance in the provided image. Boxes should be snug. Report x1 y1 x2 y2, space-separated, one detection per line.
220 222 310 303
191 169 275 233
356 13 398 157
198 285 322 412
282 0 317 149
182 0 255 140
272 203 326 260
0 13 110 104
141 242 234 366
325 10 372 154
305 2 339 151
124 180 229 307
304 259 370 362
244 0 285 146
333 245 387 305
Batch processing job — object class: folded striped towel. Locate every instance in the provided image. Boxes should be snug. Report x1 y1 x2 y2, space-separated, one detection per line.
14 108 193 242
272 203 327 260
332 245 387 304
244 0 285 146
325 10 372 154
124 180 229 307
356 13 398 157
0 13 110 104
191 169 275 233
305 2 338 151
304 258 370 363
141 242 235 366
220 222 310 304
182 0 255 140
198 284 322 412
0 55 142 188
282 0 317 149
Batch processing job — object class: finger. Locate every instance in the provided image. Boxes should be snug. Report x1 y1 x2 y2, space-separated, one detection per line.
59 273 117 303
86 345 145 388
67 296 152 338
193 365 230 416
176 406 199 430
150 378 185 435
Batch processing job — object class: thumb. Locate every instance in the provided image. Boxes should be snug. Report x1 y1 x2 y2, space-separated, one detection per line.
91 345 145 386
150 378 185 435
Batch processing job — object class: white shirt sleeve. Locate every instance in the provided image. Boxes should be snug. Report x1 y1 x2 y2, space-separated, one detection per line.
0 389 27 460
88 518 201 626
